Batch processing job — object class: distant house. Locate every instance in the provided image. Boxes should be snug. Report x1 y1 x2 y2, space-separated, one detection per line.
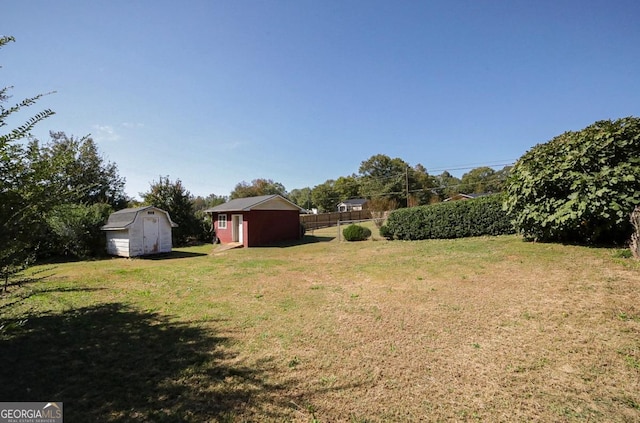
101 206 178 257
337 198 368 212
205 194 303 248
443 193 487 202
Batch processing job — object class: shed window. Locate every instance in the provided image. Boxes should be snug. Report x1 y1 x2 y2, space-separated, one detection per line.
218 214 227 229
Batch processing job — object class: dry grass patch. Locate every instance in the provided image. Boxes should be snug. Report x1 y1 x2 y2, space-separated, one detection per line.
1 235 639 422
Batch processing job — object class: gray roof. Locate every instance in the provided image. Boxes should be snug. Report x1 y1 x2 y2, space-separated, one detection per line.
338 198 368 205
204 194 302 213
101 206 178 230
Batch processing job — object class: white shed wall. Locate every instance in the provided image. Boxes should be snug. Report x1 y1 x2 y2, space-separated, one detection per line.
104 207 174 257
128 218 144 257
106 231 131 257
158 218 173 253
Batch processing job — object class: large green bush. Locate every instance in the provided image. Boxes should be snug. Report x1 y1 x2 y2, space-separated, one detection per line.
342 224 372 241
46 203 113 258
381 194 514 240
504 117 640 244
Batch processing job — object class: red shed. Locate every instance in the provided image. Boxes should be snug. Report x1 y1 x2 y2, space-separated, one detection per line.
205 194 303 248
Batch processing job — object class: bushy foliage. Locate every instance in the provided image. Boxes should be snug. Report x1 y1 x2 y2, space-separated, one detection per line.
382 194 514 240
230 178 286 199
1 36 57 288
141 176 200 246
379 224 392 239
30 132 128 208
342 224 371 241
505 117 640 244
47 203 113 258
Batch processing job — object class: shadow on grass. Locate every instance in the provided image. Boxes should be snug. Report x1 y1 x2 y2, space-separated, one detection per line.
0 303 280 422
255 235 336 248
1 267 54 294
0 286 105 312
137 250 209 260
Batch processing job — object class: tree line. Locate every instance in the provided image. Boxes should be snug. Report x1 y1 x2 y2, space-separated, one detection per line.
5 33 637 288
0 35 511 275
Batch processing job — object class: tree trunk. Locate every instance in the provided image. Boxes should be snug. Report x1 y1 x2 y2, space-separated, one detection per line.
631 206 640 259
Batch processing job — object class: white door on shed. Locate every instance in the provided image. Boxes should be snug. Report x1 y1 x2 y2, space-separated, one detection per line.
143 217 160 254
232 214 243 243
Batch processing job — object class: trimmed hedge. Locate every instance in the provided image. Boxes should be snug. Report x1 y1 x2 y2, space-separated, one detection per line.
342 224 372 241
381 194 514 240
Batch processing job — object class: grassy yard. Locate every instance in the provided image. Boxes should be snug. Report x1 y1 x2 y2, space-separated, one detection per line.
1 230 639 422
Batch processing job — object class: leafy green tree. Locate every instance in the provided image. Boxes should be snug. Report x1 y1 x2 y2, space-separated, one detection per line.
47 203 113 258
311 180 338 213
140 176 199 246
1 36 56 290
334 175 362 202
409 164 437 206
28 132 128 208
230 178 286 199
192 193 227 242
358 155 435 206
458 166 511 194
434 171 461 200
288 187 312 210
358 154 408 204
505 117 640 244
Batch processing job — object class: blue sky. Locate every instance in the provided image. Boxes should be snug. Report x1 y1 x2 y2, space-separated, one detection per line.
4 0 639 199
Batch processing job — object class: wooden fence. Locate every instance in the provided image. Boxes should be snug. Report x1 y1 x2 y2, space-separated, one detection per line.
300 210 372 230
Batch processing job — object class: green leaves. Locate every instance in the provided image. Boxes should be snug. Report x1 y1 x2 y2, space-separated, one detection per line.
382 194 514 240
505 117 640 244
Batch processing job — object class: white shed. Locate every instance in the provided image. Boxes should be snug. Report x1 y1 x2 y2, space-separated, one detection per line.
101 206 178 257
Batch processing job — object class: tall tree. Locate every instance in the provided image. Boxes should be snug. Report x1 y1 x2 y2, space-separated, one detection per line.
192 193 227 242
310 180 338 213
140 176 198 246
230 178 286 199
459 166 497 194
1 36 56 289
358 155 435 207
288 187 312 210
192 193 227 212
434 171 462 200
334 175 362 202
358 154 409 205
408 164 437 206
28 132 128 208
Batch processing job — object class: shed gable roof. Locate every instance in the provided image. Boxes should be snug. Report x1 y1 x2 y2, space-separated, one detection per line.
338 198 368 206
204 194 302 213
101 206 178 230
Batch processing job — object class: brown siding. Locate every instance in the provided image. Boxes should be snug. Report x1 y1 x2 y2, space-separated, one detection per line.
213 210 301 247
245 210 301 247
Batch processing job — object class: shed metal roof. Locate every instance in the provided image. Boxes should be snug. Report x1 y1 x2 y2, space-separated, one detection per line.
204 194 302 213
101 206 178 230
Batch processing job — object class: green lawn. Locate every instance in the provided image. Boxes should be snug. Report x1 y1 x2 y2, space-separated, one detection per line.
1 234 639 422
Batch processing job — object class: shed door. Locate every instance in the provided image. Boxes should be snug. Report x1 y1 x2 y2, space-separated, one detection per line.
143 217 160 254
232 214 243 243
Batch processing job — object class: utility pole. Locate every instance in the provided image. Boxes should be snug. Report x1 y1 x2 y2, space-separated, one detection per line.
406 165 410 208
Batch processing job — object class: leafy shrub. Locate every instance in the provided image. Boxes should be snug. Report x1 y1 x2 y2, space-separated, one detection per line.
342 224 372 241
379 224 392 239
47 203 113 258
505 117 640 244
383 194 514 240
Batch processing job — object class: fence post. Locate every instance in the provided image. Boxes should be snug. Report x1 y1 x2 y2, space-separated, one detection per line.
631 206 640 259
